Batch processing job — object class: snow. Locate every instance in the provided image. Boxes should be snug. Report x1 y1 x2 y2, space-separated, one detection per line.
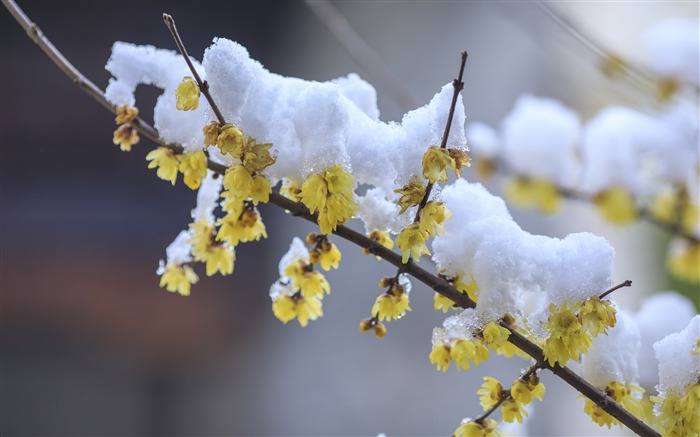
654 315 700 396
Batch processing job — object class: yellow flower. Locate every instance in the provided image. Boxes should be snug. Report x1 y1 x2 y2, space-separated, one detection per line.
651 384 698 436
202 121 220 147
300 174 328 213
578 296 617 338
188 220 216 260
115 105 138 124
318 192 358 234
429 343 451 372
650 188 699 233
243 139 276 173
667 239 700 283
146 147 179 185
394 177 426 214
478 376 504 410
324 164 355 195
450 338 477 370
543 303 592 366
475 159 496 181
203 244 235 276
396 222 430 263
455 274 479 302
422 146 454 183
296 270 331 298
363 229 394 257
503 177 561 215
511 375 545 406
250 175 271 204
419 201 452 237
113 124 140 152
159 263 198 296
501 398 528 423
372 292 411 321
280 179 302 202
449 148 471 175
592 186 638 225
217 123 245 158
316 239 342 271
178 150 208 189
434 293 456 313
272 295 297 324
272 294 324 327
175 76 200 110
223 164 254 201
454 419 499 437
482 322 511 347
216 208 267 246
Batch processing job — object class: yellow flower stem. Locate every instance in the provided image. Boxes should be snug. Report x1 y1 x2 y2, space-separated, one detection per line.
10 4 658 434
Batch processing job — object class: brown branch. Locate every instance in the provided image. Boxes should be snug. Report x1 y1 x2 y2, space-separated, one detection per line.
2 3 659 436
599 279 632 300
414 51 468 222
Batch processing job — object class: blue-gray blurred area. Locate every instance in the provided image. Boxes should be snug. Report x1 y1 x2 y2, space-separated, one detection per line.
2 1 697 436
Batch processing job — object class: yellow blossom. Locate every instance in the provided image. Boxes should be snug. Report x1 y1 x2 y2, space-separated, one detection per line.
394 177 426 214
178 150 207 189
476 158 496 181
482 322 511 347
396 222 430 263
280 179 302 202
582 382 644 429
478 377 504 410
435 274 479 311
159 263 198 297
272 294 323 327
363 229 394 257
511 375 545 406
650 188 699 233
113 124 140 152
449 148 471 174
243 139 276 173
324 164 355 195
316 239 341 271
503 177 561 215
202 121 220 147
543 303 592 366
419 201 452 237
667 239 700 283
115 105 138 124
373 322 387 338
372 292 411 321
501 398 528 424
422 146 455 183
300 174 328 213
434 293 456 313
592 186 638 225
217 123 245 158
223 164 254 201
216 208 267 246
203 244 235 276
429 343 451 372
175 76 200 110
450 338 477 370
318 192 358 234
578 296 617 338
250 174 271 204
146 147 179 185
188 220 215 259
454 419 499 437
651 384 698 436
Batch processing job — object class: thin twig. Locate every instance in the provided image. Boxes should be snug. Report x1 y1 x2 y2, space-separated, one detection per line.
303 0 421 110
413 51 468 222
599 279 632 300
2 3 659 436
163 13 226 125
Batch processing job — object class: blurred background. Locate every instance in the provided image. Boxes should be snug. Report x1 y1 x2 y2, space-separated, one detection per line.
1 1 698 436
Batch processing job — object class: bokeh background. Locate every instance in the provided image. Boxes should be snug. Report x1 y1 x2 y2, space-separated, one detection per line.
2 1 698 436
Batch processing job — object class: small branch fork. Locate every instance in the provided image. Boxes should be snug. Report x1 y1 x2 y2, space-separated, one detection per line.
473 364 540 424
2 2 659 436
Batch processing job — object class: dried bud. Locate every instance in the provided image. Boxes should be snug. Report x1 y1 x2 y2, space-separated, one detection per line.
448 148 471 175
115 105 138 124
359 318 374 333
203 121 221 147
373 323 387 338
306 233 319 245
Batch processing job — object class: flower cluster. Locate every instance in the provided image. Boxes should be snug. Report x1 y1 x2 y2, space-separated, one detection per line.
112 105 140 151
300 165 358 235
269 236 339 327
434 274 478 313
453 418 500 437
370 274 412 323
582 382 644 429
543 297 617 367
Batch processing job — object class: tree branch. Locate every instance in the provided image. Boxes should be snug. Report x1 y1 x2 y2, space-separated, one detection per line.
1 2 659 436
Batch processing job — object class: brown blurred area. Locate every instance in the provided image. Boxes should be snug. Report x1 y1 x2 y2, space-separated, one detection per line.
2 1 697 436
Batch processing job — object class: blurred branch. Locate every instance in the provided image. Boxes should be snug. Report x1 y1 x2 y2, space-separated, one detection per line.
304 0 420 109
2 1 659 435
